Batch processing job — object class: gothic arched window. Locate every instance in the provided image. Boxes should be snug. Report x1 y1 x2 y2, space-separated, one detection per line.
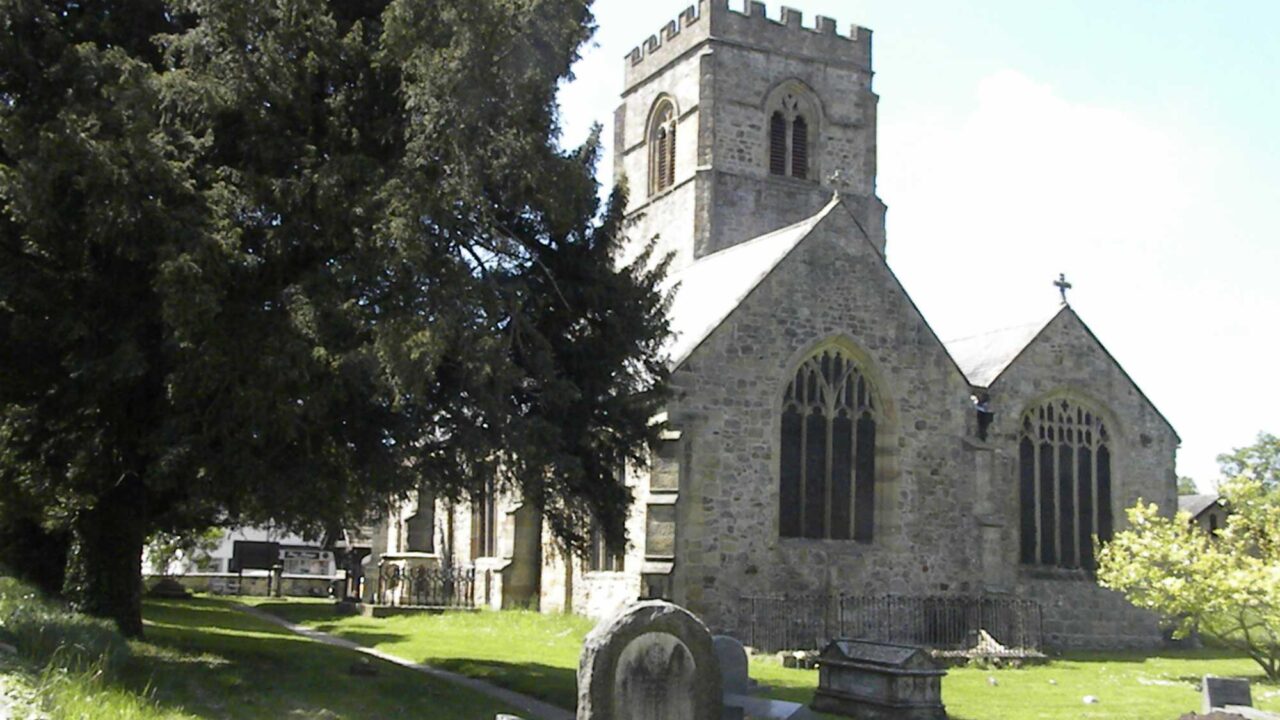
780 348 877 541
790 116 808 179
1018 398 1114 570
769 112 788 176
648 98 677 195
766 86 815 181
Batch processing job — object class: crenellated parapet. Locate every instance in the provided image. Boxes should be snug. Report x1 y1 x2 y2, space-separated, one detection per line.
624 1 872 90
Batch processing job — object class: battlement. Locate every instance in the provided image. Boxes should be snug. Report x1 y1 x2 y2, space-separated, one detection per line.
624 1 872 90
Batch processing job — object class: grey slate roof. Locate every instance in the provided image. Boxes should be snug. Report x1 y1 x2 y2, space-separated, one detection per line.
941 308 1064 388
661 197 841 369
1179 493 1221 519
656 201 1177 443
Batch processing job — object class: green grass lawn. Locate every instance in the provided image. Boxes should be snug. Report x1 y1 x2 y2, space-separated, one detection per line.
246 597 591 710
251 597 1280 720
0 579 519 719
133 598 519 719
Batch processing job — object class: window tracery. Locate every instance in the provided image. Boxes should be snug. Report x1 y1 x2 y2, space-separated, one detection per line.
766 87 815 180
779 348 877 541
1018 398 1114 570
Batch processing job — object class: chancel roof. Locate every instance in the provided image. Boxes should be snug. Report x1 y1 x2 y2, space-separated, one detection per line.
658 200 1173 445
941 308 1065 388
661 196 842 368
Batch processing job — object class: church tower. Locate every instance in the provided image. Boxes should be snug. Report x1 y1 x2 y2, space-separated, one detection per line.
615 1 887 272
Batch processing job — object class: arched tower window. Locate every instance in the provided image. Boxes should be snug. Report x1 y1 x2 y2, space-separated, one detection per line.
765 84 817 181
790 116 808 179
769 112 788 176
1018 398 1114 570
780 348 877 541
648 98 677 195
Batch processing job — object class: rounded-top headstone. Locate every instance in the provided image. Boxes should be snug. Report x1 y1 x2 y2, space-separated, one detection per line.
576 600 722 720
712 635 749 695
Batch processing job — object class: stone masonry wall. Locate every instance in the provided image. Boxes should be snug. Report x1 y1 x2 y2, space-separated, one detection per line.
664 209 981 637
538 459 647 618
983 309 1179 649
616 1 885 274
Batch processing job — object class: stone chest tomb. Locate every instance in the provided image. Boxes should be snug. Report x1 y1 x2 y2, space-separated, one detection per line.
811 639 946 719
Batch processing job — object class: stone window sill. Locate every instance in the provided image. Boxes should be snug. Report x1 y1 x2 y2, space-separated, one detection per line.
777 536 873 547
1018 565 1096 582
765 173 821 189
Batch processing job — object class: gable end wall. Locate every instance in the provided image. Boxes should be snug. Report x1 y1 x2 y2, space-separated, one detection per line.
986 310 1178 649
663 213 979 636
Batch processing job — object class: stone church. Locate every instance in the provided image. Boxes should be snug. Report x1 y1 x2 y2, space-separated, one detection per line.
366 0 1179 650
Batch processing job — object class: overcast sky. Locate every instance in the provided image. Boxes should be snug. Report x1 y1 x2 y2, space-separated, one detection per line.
557 0 1280 489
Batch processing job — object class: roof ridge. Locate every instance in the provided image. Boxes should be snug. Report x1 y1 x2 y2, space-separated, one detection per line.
942 306 1063 344
661 195 844 368
666 194 841 284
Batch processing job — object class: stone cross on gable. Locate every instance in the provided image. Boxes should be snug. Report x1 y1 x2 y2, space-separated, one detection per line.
1055 273 1073 304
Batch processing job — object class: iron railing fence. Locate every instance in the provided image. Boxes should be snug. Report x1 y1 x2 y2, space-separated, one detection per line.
739 594 1042 653
375 564 476 608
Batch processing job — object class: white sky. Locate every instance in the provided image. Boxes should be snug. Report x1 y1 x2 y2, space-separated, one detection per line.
557 1 1280 490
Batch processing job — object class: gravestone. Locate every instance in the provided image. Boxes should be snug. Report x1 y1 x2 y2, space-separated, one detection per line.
714 634 818 720
577 600 721 720
713 635 750 695
1203 676 1252 713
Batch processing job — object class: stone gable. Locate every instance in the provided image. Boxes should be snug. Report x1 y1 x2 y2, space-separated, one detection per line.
981 309 1178 648
664 208 980 631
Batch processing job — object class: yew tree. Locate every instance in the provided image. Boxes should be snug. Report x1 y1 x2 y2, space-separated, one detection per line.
0 0 669 636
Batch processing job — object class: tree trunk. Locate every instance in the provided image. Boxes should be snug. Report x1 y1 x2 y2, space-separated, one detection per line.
62 475 147 638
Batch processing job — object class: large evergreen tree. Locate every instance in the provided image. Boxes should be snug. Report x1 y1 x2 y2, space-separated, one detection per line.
0 0 669 636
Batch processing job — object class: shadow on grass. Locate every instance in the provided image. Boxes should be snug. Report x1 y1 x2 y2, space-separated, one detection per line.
431 657 578 709
116 598 516 720
236 601 410 648
250 601 342 625
311 626 410 647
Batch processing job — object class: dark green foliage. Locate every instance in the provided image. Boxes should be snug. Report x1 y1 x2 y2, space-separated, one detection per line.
0 0 669 635
0 497 68 597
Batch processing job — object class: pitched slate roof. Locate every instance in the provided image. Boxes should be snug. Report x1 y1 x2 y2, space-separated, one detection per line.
661 196 843 368
944 305 1180 440
1178 493 1221 519
942 307 1065 388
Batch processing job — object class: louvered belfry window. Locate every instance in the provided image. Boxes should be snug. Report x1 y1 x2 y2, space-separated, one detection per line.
779 349 877 541
767 92 811 180
649 99 677 195
790 116 808 179
769 112 788 176
1018 398 1114 570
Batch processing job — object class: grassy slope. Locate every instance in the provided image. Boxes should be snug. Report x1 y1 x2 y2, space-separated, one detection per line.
134 598 517 719
253 598 1280 720
0 577 518 720
247 598 590 710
